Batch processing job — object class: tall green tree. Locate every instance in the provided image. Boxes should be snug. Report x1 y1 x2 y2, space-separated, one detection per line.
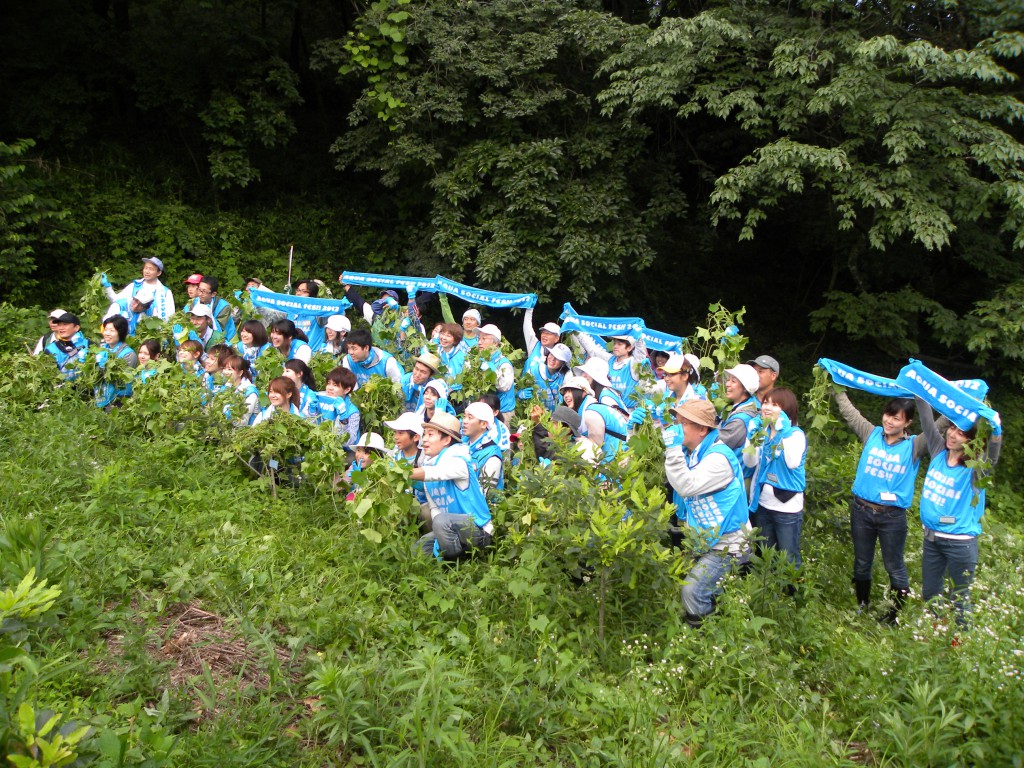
322 0 683 302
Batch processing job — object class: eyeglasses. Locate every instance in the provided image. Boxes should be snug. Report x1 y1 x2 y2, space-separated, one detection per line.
198 288 213 296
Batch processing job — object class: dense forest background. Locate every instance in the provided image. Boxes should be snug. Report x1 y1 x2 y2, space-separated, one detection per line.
2 0 1024 380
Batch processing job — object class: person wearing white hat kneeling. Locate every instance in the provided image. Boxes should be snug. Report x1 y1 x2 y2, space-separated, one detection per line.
410 413 494 559
665 400 751 628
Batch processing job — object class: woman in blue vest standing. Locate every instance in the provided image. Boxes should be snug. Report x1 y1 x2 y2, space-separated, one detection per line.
834 389 929 622
744 388 807 579
916 400 1001 625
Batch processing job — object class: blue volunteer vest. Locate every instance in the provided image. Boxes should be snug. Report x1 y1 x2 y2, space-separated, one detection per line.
298 384 320 420
45 334 89 379
676 431 749 549
467 435 505 491
287 338 312 362
919 452 985 537
291 313 324 352
401 371 426 412
750 427 807 510
722 398 759 476
423 445 491 528
344 347 396 387
851 427 920 509
393 446 427 503
535 366 565 411
579 395 628 462
482 349 517 412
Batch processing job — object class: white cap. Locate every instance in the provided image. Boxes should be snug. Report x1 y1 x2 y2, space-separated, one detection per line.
610 334 635 345
326 314 351 333
188 303 213 318
573 357 612 388
464 401 495 426
478 324 502 341
560 375 594 396
384 412 424 435
48 308 67 320
548 343 572 364
540 322 562 336
725 364 759 395
683 353 701 381
463 309 481 323
353 432 386 452
134 284 156 304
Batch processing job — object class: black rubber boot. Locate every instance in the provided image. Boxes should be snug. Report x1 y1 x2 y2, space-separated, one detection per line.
854 579 872 612
880 587 910 625
685 612 704 629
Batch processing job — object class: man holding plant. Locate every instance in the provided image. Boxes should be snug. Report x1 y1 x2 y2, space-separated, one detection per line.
665 399 751 628
411 412 494 559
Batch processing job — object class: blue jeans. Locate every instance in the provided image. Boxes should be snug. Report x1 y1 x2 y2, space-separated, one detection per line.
922 533 977 618
850 497 909 588
681 551 735 617
757 506 803 570
418 513 492 559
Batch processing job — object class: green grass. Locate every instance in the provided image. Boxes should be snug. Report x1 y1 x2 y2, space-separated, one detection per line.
1 377 1023 767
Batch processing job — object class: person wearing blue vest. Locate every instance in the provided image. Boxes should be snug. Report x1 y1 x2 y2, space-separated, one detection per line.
384 411 429 530
650 354 705 427
462 401 504 497
665 399 751 627
411 412 494 559
270 319 313 364
197 277 237 342
521 309 562 381
437 323 467 392
916 399 1001 625
290 280 328 351
573 357 632 418
576 332 651 408
835 389 931 622
400 352 441 413
521 342 572 411
236 320 273 378
476 324 516 422
320 314 351 358
187 303 226 349
283 359 321 422
44 312 89 381
342 328 403 388
461 309 482 350
181 273 203 313
101 256 175 320
220 354 261 425
95 315 138 408
744 388 807 582
559 376 628 464
104 282 156 338
719 364 761 472
319 367 361 445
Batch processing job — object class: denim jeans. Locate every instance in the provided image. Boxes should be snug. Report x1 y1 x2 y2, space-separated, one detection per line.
850 496 909 588
681 551 735 617
922 533 978 617
757 506 803 569
418 512 492 559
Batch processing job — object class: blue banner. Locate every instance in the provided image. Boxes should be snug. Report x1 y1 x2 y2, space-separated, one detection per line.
433 276 537 309
559 303 644 339
250 288 353 318
896 359 1001 434
819 358 989 401
641 327 684 354
341 271 439 295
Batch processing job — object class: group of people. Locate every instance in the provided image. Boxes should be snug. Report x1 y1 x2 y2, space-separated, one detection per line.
32 257 1002 629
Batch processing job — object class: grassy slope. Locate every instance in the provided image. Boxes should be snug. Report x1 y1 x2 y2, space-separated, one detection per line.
1 386 1023 767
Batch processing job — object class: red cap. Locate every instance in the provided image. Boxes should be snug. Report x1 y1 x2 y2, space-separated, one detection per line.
183 273 203 285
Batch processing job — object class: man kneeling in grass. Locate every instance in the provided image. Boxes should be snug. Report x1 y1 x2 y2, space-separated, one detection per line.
665 400 751 627
411 412 494 559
